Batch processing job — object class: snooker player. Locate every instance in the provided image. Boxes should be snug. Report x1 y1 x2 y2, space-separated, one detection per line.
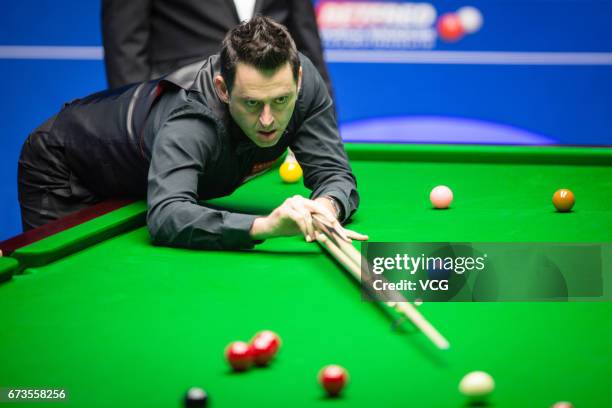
18 17 366 250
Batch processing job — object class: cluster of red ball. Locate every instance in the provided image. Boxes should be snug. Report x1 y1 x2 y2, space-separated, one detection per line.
225 331 349 397
225 330 281 371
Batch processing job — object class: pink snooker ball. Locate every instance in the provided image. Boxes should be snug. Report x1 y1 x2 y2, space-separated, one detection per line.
430 185 453 209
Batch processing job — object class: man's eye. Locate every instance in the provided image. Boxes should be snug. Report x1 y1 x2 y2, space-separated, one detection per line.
274 96 288 105
245 100 259 108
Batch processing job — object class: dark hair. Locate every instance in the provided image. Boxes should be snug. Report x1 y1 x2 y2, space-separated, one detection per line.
220 16 300 92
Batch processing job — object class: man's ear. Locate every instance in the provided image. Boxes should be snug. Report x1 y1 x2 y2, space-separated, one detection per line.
214 75 230 103
297 66 303 93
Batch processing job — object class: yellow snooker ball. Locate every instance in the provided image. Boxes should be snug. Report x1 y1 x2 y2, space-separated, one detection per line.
279 161 303 183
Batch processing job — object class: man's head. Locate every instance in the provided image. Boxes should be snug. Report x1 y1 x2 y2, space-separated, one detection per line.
214 16 302 147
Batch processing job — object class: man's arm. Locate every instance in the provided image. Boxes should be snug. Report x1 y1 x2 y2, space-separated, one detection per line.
102 0 153 89
290 56 359 223
287 0 334 98
147 112 260 250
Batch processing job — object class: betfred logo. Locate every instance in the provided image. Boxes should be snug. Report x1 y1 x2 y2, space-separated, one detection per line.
317 2 437 28
316 1 483 49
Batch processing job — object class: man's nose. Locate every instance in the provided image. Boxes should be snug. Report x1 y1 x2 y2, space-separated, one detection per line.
259 105 274 128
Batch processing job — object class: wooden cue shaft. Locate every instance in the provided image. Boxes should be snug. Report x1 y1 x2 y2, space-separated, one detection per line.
331 234 361 267
315 226 450 350
316 233 360 279
312 215 361 267
395 302 450 350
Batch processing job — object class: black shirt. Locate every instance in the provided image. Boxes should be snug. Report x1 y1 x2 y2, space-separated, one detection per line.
52 54 358 250
142 54 358 250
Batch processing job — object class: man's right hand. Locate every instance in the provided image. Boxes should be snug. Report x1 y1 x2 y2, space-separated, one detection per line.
249 195 367 243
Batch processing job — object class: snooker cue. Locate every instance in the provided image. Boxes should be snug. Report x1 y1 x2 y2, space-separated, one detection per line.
312 216 450 350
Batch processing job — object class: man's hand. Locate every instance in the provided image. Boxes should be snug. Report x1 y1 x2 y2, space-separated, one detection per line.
250 195 368 242
314 196 340 220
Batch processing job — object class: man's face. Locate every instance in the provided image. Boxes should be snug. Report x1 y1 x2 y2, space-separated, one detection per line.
222 62 300 148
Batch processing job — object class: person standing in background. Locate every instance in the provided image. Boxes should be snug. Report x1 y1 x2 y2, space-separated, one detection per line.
101 0 333 97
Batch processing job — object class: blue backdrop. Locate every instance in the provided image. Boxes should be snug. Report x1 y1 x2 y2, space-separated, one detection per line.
1 0 611 240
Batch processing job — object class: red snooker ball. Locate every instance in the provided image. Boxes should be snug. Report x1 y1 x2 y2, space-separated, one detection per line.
250 330 281 366
552 189 575 212
318 365 348 397
225 341 253 371
437 13 465 42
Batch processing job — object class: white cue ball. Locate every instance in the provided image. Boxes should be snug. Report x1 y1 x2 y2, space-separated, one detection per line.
459 371 495 397
457 6 483 34
551 402 574 408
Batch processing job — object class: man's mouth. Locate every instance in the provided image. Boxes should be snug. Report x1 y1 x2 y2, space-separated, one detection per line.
257 130 277 139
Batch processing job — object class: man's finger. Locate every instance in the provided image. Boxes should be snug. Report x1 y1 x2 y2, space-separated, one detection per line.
286 205 313 242
329 219 353 242
292 203 315 242
293 198 367 243
344 228 369 241
300 199 337 225
305 212 314 242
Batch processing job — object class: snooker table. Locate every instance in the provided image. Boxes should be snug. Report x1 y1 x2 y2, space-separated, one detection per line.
1 143 611 408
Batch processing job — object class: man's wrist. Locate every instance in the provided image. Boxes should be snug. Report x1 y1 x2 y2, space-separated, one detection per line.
322 195 342 220
250 217 271 240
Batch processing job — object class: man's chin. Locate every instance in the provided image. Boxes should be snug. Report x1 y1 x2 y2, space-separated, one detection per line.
253 131 281 147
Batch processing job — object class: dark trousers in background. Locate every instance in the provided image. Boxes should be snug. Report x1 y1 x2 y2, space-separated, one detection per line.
17 115 101 231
